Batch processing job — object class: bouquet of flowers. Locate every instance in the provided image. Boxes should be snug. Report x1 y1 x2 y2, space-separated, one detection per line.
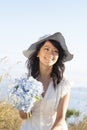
7 76 43 113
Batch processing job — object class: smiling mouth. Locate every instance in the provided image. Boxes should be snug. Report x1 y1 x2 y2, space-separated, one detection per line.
45 57 53 62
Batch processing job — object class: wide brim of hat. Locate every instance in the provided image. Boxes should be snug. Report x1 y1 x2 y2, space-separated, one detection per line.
23 32 73 62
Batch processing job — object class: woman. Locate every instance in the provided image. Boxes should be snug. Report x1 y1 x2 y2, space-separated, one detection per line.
19 32 73 130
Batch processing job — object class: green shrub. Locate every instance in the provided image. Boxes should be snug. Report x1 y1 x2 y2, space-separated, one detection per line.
66 109 80 119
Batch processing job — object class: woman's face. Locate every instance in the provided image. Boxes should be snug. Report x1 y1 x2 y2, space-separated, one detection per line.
37 40 59 67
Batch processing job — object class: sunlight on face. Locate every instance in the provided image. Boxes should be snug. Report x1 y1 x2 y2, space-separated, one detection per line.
37 41 59 67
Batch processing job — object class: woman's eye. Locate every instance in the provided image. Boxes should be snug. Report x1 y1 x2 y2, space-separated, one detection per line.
54 50 58 53
44 48 49 51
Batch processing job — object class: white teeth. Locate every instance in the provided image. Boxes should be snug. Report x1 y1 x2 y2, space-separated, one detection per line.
45 57 53 61
45 57 53 60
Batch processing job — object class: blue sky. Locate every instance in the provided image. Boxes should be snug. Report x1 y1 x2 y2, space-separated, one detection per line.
0 0 87 87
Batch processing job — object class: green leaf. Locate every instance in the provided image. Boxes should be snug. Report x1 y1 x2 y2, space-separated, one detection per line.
35 96 40 102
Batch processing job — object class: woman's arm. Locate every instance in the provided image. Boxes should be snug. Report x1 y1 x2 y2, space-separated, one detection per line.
51 92 70 130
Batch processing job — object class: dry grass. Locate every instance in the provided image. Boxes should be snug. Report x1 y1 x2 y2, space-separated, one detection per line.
68 117 87 130
0 101 87 130
0 101 22 130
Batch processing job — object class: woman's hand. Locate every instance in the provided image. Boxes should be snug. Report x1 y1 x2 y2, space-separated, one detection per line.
19 110 27 119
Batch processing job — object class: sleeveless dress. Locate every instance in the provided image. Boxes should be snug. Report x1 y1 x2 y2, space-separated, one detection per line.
20 78 71 130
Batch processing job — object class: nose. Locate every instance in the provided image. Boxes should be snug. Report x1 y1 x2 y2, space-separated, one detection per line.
47 50 54 57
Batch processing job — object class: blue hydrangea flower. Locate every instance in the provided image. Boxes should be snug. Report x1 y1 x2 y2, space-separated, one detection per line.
7 76 43 112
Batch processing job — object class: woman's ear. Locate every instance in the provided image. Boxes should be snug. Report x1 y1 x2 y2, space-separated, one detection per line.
37 52 39 57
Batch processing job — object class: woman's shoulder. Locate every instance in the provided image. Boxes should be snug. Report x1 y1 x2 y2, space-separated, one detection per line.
58 77 72 97
60 77 71 86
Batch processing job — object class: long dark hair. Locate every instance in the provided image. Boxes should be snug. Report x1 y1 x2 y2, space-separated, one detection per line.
26 40 66 88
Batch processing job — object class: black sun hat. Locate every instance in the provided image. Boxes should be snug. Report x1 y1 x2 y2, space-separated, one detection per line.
23 32 73 62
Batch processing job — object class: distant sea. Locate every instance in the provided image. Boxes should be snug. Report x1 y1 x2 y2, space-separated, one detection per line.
67 87 87 124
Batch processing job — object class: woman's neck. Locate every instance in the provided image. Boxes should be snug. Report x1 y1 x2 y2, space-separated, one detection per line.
39 64 52 80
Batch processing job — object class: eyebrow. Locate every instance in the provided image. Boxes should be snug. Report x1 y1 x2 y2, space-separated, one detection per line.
43 45 57 50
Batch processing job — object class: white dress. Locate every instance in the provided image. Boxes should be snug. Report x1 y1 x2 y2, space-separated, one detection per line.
20 78 71 130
